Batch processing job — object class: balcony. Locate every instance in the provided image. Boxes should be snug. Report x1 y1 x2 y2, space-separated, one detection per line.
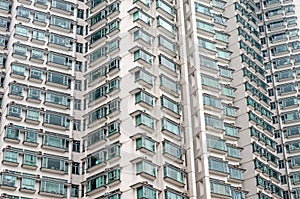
50 0 74 15
90 0 107 13
131 110 156 133
156 0 174 20
39 180 66 198
49 16 73 33
34 0 48 8
163 141 183 163
164 165 185 187
161 117 182 139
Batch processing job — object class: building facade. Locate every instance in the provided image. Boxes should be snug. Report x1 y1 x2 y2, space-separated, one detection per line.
0 0 299 199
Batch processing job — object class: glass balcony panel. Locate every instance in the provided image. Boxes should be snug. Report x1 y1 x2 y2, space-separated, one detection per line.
11 64 25 76
15 26 28 37
164 165 184 183
133 11 151 25
17 8 30 18
157 17 174 33
47 72 70 86
26 110 39 121
5 127 20 140
209 158 229 173
156 0 174 15
87 175 106 192
34 12 46 22
137 186 157 199
1 174 16 187
87 128 106 146
9 84 23 96
21 178 35 190
163 141 182 159
32 30 45 40
50 16 72 29
136 137 156 152
210 181 231 196
40 180 66 195
162 118 180 136
28 88 41 100
88 151 106 168
45 92 70 107
207 136 226 151
135 70 153 85
13 45 27 55
0 1 9 11
134 30 152 45
8 106 21 118
136 114 155 129
137 161 156 177
42 157 68 172
229 167 243 180
23 154 37 166
89 86 107 103
52 0 73 14
43 134 68 149
44 113 69 128
134 50 153 64
160 75 179 93
88 107 107 124
159 55 176 72
3 151 18 163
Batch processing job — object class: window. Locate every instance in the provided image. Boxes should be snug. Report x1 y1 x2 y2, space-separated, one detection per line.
87 175 106 192
1 174 16 187
88 106 107 124
34 12 46 23
75 61 82 71
77 9 84 19
76 25 83 35
45 92 70 107
281 175 287 184
272 116 278 124
276 145 282 153
274 130 281 138
76 43 83 53
26 109 40 121
270 102 276 110
43 133 69 149
161 117 181 136
24 129 38 144
135 91 154 106
73 141 80 152
135 113 155 129
107 168 120 184
40 178 67 195
3 150 18 163
75 80 82 91
42 156 68 172
163 141 182 160
73 120 81 131
72 162 80 175
136 137 156 152
23 152 37 166
136 161 156 177
137 186 157 199
210 180 231 196
161 96 180 114
21 177 35 190
71 185 79 197
133 10 151 25
74 99 81 110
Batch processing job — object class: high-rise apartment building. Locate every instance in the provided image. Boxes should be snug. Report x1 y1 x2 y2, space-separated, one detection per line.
0 0 299 199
